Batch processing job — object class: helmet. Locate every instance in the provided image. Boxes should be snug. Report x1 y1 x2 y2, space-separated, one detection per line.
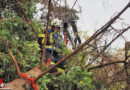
51 18 61 27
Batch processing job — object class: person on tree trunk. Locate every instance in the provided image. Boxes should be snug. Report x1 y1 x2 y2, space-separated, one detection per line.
38 18 66 72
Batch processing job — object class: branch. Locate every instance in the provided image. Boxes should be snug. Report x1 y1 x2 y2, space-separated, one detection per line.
40 0 52 68
88 60 125 71
111 26 127 42
8 49 21 75
124 42 130 85
98 1 130 33
84 26 130 69
0 37 21 75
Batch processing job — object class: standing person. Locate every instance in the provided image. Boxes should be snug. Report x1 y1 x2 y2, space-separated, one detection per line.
38 18 66 72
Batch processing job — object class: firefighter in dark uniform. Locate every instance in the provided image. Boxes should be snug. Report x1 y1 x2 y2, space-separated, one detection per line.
38 18 66 72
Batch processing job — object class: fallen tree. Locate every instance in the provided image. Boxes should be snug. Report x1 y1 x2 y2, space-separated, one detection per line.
4 1 130 89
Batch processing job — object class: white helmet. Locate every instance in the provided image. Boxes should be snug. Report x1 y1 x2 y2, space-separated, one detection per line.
51 18 61 27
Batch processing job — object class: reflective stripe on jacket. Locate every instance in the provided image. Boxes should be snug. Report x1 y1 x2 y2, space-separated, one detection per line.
38 30 62 51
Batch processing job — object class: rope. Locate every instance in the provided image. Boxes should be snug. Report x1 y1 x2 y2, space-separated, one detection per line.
47 57 50 67
64 32 67 45
20 73 38 90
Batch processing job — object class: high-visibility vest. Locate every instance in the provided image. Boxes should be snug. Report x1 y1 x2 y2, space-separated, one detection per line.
38 32 62 51
38 33 54 46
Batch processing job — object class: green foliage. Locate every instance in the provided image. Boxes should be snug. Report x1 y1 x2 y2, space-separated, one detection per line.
0 0 42 82
48 66 95 90
35 66 95 90
38 73 51 90
59 42 71 55
0 69 4 75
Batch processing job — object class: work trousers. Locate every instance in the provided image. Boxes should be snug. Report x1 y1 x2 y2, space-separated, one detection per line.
40 49 66 72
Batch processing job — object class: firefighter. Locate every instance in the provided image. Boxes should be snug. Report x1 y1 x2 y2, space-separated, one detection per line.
38 18 66 72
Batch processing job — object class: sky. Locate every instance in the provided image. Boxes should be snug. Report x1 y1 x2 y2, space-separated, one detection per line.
67 0 130 48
